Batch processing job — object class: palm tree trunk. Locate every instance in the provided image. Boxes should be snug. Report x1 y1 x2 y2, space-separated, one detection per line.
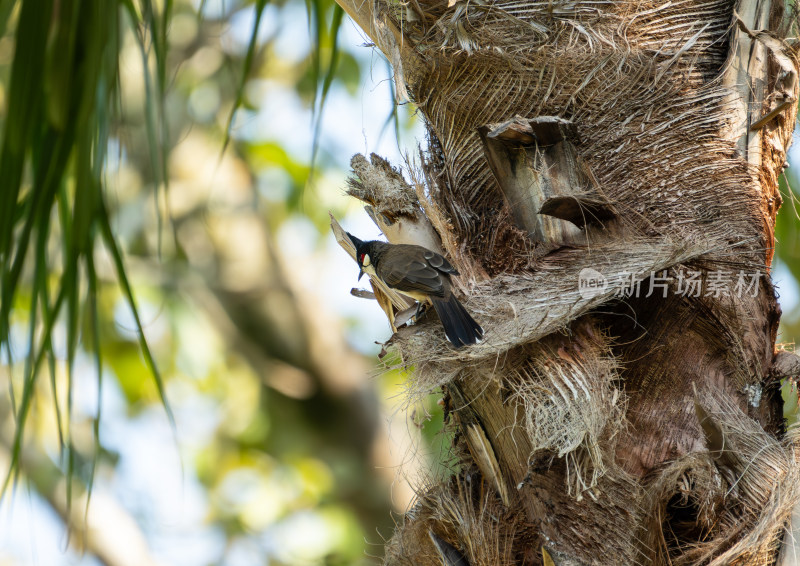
333 0 800 563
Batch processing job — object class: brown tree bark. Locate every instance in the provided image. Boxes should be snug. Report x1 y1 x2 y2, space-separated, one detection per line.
333 0 800 563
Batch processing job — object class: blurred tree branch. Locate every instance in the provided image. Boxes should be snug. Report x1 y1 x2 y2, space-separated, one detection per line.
0 400 159 566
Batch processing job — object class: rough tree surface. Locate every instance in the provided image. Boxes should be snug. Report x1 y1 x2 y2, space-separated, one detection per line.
332 0 800 562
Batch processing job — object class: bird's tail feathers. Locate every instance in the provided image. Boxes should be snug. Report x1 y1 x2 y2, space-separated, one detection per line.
432 295 484 348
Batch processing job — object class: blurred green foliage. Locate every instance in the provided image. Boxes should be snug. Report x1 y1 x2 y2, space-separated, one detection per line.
0 0 428 564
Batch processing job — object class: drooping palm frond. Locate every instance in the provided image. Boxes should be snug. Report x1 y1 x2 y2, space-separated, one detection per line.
0 0 354 510
223 0 269 156
309 2 345 172
306 0 344 179
0 0 173 505
219 0 347 174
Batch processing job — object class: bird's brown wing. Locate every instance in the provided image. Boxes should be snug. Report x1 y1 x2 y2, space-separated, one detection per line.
377 245 449 298
423 249 459 276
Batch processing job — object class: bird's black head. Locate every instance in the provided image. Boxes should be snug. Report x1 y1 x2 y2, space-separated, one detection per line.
346 232 371 280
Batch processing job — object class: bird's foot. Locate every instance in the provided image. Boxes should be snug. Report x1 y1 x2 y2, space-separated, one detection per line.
412 301 432 324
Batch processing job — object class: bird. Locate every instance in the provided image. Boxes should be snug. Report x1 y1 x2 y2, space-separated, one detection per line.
347 233 484 348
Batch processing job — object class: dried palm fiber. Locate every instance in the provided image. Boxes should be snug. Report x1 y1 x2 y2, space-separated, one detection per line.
383 431 649 565
598 270 785 474
348 177 794 564
404 315 625 497
505 324 624 496
383 474 539 565
440 321 645 565
344 0 794 444
357 0 796 369
346 153 419 219
333 0 800 560
640 389 800 565
389 238 749 378
393 0 760 252
408 326 798 566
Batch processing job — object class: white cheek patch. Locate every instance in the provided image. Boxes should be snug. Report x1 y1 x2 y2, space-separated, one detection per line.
362 254 371 267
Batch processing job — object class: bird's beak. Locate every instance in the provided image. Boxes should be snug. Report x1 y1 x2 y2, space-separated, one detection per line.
358 268 365 281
